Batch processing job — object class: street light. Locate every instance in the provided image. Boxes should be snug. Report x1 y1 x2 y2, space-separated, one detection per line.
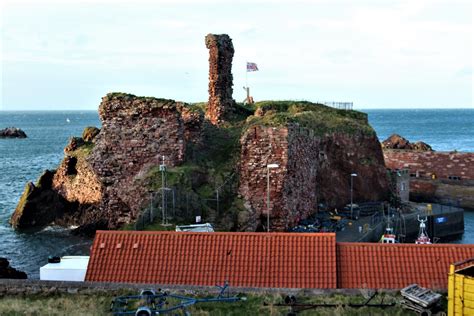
161 187 173 225
266 163 279 232
350 173 358 220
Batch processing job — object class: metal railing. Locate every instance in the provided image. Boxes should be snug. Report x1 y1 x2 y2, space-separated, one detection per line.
322 101 353 110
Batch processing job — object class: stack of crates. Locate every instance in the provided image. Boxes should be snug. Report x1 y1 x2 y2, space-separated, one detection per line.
448 258 474 316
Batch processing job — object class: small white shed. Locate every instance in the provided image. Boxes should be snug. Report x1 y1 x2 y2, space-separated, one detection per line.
175 223 214 232
40 256 89 282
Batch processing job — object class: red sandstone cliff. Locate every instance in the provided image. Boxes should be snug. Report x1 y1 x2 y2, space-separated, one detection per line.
239 102 390 231
11 93 202 232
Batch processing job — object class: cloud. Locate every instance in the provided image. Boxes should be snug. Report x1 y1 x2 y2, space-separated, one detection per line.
1 0 472 109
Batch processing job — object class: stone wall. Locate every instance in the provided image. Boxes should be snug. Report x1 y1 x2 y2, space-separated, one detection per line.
205 34 235 125
384 150 474 180
384 150 474 209
178 104 204 144
0 279 380 296
387 169 410 203
410 179 474 210
87 93 186 228
239 124 390 231
239 126 288 231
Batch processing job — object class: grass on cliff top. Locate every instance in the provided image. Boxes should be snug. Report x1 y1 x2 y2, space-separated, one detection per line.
0 291 415 316
245 100 375 137
105 92 173 103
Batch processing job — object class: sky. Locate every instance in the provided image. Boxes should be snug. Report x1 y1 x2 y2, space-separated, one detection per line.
0 0 472 110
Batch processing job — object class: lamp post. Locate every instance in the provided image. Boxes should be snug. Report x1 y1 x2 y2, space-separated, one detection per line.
159 155 167 225
266 164 279 232
161 187 172 225
350 173 358 220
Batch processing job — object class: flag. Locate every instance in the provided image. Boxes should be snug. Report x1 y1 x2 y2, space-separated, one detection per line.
247 62 259 72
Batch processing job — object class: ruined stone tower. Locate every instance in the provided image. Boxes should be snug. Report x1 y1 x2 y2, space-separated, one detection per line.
205 34 235 125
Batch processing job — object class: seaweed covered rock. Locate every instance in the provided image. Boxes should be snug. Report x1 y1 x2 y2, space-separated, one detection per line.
0 127 27 138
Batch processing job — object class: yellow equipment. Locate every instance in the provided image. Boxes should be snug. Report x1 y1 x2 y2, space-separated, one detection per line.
448 258 474 316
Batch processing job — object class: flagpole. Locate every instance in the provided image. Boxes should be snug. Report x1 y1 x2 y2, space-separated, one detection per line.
245 62 248 88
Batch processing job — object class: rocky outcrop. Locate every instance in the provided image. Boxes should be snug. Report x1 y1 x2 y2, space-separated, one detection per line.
205 34 235 125
0 258 27 279
0 127 27 138
11 93 193 232
411 141 433 152
64 137 85 153
10 170 73 229
82 126 100 142
11 129 103 231
381 134 433 151
239 102 390 231
86 93 186 228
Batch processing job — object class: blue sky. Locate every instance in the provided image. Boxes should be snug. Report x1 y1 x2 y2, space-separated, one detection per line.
1 0 472 110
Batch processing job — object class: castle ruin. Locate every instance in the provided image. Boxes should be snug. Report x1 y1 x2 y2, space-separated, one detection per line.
205 34 235 125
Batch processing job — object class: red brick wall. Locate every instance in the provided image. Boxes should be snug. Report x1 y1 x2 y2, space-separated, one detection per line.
384 150 474 180
239 126 289 231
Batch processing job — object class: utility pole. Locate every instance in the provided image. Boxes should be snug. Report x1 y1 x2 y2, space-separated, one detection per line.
160 155 166 225
216 188 219 214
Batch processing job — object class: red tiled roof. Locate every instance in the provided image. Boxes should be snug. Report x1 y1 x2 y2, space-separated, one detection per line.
337 242 474 289
85 231 337 289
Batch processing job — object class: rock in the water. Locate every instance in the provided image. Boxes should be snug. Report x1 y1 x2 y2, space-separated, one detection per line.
412 141 433 151
0 258 27 279
381 134 433 151
10 170 72 230
82 126 100 142
0 127 27 138
381 134 411 149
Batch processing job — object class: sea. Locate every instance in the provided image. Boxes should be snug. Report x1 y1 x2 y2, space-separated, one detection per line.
0 108 473 278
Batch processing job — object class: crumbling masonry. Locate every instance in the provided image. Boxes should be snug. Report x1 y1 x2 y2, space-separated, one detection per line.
205 34 235 125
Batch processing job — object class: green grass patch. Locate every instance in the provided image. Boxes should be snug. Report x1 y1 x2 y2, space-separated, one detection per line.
0 291 417 316
69 142 94 158
246 100 374 137
105 92 173 104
